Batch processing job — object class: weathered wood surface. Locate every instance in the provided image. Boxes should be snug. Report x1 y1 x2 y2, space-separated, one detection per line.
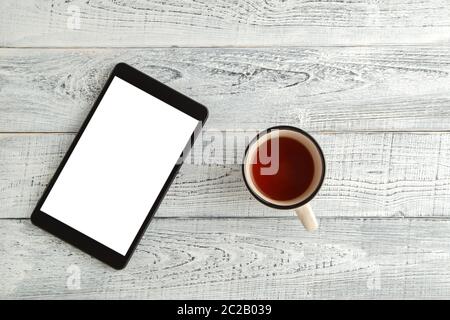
1 0 450 47
2 47 450 132
2 218 450 299
2 132 450 219
2 0 450 300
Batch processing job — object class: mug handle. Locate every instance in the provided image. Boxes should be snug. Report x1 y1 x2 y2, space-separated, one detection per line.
295 203 318 231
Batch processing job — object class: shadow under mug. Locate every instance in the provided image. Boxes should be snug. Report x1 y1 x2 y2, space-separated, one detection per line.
242 126 326 231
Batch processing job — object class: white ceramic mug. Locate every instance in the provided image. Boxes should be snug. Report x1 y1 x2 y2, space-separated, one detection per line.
242 126 325 231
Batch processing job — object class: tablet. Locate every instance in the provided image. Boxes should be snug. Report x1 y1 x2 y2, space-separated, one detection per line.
31 63 208 269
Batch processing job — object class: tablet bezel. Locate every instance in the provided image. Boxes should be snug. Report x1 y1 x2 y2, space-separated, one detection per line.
31 63 208 269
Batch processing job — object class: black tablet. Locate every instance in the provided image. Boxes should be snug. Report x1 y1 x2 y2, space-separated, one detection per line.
31 63 208 269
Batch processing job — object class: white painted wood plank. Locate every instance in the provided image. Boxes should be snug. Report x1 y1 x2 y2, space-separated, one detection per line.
2 47 450 132
1 0 450 47
2 218 450 299
2 132 450 219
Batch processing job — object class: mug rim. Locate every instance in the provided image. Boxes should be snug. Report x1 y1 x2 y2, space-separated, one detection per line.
241 125 326 210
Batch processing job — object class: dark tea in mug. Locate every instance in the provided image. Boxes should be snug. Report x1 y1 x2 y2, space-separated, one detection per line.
251 136 315 202
243 126 325 210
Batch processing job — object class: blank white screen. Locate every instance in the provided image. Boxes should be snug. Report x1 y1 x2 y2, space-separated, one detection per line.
41 76 199 255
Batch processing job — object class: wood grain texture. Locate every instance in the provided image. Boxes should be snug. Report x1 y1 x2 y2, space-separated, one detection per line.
1 0 450 47
2 0 450 301
2 47 450 132
2 217 450 299
2 132 450 219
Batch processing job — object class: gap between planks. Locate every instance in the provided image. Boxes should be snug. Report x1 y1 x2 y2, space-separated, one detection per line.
6 130 450 135
3 44 450 49
4 216 450 221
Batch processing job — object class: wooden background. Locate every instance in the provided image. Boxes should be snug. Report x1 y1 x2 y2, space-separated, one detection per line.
2 0 450 299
